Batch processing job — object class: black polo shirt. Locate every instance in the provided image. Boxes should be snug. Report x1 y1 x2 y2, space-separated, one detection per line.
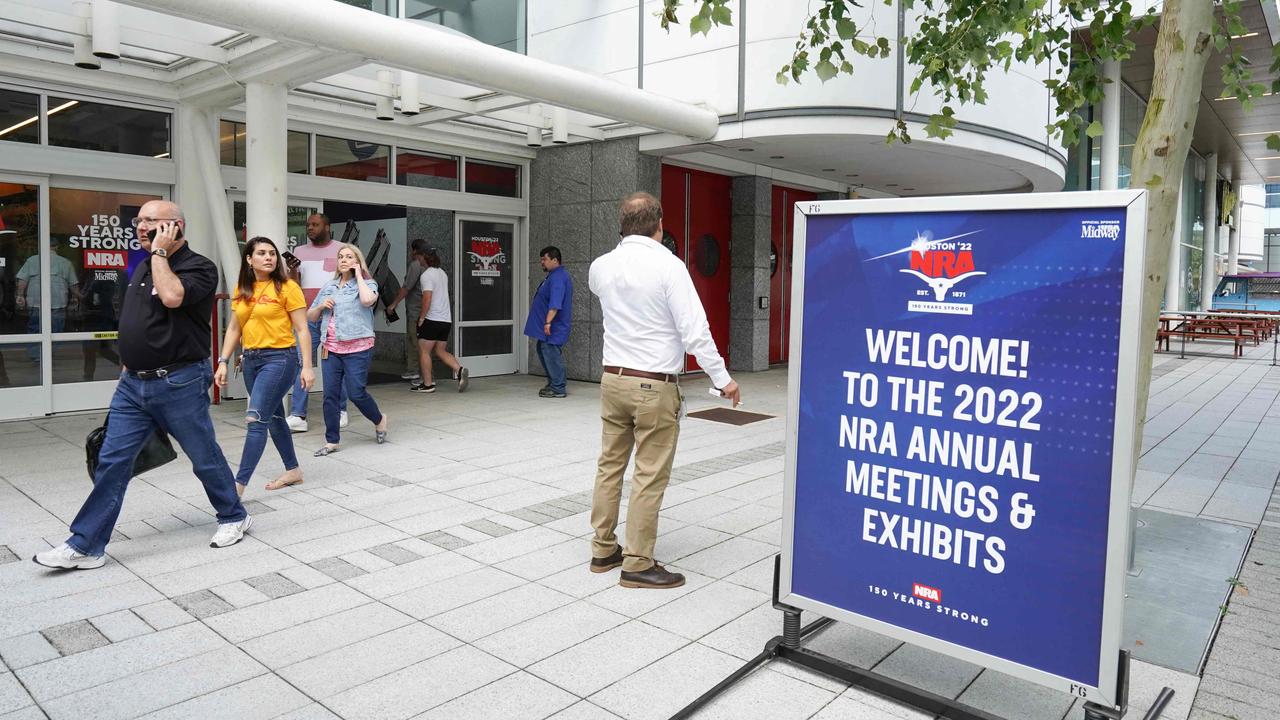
118 243 219 372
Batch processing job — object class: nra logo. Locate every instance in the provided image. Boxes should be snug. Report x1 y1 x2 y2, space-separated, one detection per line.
912 583 941 603
83 249 127 270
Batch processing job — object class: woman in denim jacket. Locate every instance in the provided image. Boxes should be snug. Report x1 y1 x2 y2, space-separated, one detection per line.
306 243 388 456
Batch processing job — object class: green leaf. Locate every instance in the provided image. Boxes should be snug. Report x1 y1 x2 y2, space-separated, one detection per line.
689 12 712 35
1085 120 1104 138
1267 134 1280 152
776 70 791 85
711 3 732 26
836 18 856 40
815 59 839 82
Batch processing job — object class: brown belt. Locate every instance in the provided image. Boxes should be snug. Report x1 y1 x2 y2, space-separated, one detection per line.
603 365 676 383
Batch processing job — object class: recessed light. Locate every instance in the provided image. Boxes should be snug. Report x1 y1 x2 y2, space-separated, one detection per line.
822 168 836 172
903 188 915 191
1230 31 1259 39
1239 130 1280 137
770 155 784 159
1256 156 1280 161
845 173 859 177
1216 92 1273 101
886 183 898 187
737 147 755 152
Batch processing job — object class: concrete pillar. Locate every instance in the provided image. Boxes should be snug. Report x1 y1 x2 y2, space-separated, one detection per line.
245 82 288 250
1200 153 1217 309
1100 60 1121 191
729 176 771 372
176 103 240 289
1166 178 1184 311
1227 196 1241 274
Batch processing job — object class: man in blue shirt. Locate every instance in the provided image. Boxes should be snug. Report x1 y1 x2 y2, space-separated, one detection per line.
524 246 573 397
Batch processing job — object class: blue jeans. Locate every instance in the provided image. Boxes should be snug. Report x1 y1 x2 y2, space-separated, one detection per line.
290 320 345 418
237 348 300 486
26 309 65 361
537 340 566 394
322 348 384 444
68 360 245 556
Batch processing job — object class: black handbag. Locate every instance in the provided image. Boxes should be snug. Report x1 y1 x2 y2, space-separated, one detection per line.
85 413 178 481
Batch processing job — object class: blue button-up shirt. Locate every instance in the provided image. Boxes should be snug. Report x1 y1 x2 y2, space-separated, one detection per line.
523 265 573 345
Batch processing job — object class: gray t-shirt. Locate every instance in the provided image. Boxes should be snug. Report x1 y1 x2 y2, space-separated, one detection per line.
405 258 425 311
16 254 77 309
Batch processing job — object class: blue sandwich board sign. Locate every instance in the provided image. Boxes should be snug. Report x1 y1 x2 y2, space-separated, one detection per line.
779 191 1148 707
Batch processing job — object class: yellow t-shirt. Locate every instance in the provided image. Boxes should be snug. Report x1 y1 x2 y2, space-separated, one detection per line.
232 280 305 349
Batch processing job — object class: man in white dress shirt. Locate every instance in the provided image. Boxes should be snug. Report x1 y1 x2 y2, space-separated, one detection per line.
587 191 741 589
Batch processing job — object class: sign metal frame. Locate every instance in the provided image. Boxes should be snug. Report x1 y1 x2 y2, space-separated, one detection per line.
778 190 1148 707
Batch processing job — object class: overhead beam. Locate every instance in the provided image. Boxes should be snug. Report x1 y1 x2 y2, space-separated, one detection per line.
0 0 229 63
111 0 720 139
177 43 364 106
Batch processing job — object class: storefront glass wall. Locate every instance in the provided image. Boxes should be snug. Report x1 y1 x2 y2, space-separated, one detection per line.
316 136 390 182
406 0 526 53
0 88 40 145
47 97 170 157
219 120 310 173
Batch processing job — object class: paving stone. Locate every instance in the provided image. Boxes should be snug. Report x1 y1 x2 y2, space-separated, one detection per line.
0 634 59 670
40 620 110 657
243 572 306 599
131 600 193 631
171 590 235 620
419 531 472 550
367 475 409 488
508 507 557 525
464 518 516 537
366 543 421 566
308 556 368 582
0 547 17 566
210 581 272 608
240 500 277 516
88 610 153 643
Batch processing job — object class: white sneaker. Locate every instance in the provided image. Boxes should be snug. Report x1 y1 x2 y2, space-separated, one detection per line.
286 415 308 433
400 371 420 381
210 515 253 548
33 543 106 570
339 411 349 428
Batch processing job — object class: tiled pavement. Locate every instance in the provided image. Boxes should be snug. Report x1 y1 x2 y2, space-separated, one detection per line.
0 339 1278 720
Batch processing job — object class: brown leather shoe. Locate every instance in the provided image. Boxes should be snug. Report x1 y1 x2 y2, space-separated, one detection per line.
619 563 685 589
589 546 624 573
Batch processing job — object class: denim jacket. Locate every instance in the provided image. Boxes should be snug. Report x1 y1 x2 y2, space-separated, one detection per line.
310 277 379 343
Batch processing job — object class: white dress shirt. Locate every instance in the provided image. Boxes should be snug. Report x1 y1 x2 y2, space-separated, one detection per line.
589 234 732 389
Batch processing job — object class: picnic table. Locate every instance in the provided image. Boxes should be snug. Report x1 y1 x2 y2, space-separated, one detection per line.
1157 311 1280 363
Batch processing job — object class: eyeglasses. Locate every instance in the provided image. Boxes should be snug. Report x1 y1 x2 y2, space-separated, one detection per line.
131 217 180 228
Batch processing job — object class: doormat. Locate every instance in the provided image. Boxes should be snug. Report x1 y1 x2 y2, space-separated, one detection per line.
687 407 775 425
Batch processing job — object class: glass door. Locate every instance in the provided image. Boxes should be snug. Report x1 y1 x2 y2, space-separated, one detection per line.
48 180 166 415
0 175 48 419
454 215 519 376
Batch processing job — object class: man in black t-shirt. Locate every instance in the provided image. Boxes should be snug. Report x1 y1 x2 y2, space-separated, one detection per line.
34 200 251 570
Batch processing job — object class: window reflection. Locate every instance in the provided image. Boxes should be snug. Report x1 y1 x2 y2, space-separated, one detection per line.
220 120 309 173
465 159 520 198
396 149 459 190
47 96 170 157
1 182 40 337
317 135 390 183
0 89 40 145
406 0 526 53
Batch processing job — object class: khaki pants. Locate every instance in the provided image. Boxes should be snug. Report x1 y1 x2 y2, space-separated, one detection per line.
590 372 681 573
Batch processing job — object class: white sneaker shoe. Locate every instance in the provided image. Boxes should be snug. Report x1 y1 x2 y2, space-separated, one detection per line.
286 415 308 433
33 543 105 570
210 515 253 548
339 411 349 428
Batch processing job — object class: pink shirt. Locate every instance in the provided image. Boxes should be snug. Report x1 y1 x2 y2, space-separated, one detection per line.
325 314 374 354
292 241 341 305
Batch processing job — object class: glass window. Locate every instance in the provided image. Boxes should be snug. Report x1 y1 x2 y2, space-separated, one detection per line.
1266 184 1280 209
232 201 318 252
0 89 40 145
396 149 459 190
406 0 526 53
220 120 309 173
0 343 41 388
316 135 390 183
47 96 170 157
1 182 40 337
465 159 520 198
458 219 514 322
334 0 395 16
460 325 513 356
1250 277 1280 298
49 189 162 352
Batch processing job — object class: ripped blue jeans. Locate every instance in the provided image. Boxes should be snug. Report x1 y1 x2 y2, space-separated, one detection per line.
236 347 300 486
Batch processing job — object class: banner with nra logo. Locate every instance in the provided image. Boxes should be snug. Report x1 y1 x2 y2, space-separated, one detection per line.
780 191 1147 706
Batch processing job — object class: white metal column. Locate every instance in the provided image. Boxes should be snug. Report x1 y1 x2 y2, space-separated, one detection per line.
1200 153 1217 309
1166 179 1184 311
245 82 288 250
181 105 242 287
1100 60 1121 191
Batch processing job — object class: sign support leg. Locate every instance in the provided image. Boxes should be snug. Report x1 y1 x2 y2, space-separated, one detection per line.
1082 650 1130 720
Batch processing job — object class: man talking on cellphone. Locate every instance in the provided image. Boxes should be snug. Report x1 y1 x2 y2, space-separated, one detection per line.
34 200 252 570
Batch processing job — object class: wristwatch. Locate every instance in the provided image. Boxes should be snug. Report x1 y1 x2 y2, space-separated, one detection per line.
217 356 231 365
150 247 169 258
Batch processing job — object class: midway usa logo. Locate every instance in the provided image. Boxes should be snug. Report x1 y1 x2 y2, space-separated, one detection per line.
865 230 985 316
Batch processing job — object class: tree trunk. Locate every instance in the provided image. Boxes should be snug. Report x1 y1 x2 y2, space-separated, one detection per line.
1129 0 1214 445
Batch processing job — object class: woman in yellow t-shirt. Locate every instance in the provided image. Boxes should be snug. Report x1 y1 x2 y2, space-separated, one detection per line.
215 236 315 495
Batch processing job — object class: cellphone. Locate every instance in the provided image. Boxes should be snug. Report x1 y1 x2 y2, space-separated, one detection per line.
146 224 183 242
282 251 301 271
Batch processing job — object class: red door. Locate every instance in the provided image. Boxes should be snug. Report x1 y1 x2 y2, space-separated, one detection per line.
769 185 817 364
661 165 732 372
